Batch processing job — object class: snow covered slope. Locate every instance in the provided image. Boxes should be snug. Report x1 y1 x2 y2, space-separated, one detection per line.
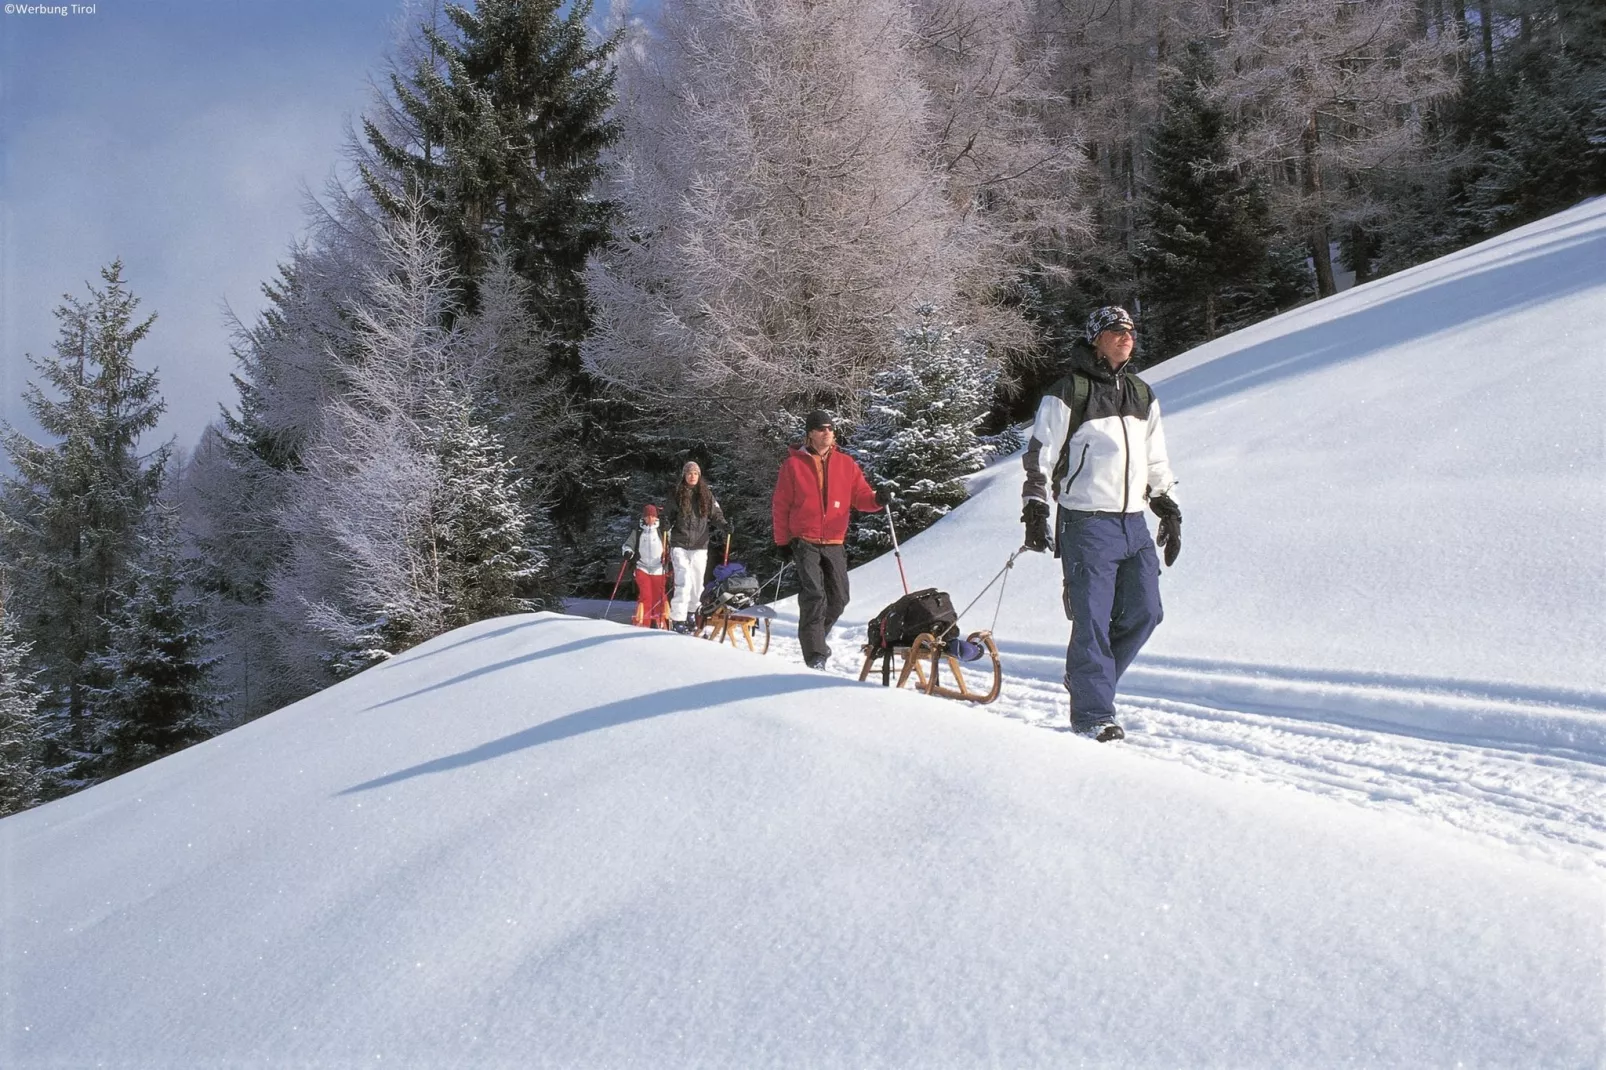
795 197 1606 863
4 204 1604 1067
3 614 1601 1066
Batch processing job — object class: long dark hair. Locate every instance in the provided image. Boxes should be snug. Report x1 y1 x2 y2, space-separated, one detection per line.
674 471 714 517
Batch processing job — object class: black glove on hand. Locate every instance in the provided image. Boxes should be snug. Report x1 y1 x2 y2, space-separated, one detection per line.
1149 493 1181 567
1021 500 1052 553
874 486 892 507
623 549 636 563
777 541 793 562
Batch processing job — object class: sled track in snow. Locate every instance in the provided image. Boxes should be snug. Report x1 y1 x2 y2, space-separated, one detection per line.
796 628 1606 873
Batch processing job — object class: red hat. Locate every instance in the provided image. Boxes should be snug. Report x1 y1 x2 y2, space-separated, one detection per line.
643 504 658 520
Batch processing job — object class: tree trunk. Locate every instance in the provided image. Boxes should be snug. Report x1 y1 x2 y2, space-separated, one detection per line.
1310 223 1336 297
1302 113 1336 298
1479 0 1494 68
1204 290 1218 339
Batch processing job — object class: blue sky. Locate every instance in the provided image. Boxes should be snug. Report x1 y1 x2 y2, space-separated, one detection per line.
1 0 406 456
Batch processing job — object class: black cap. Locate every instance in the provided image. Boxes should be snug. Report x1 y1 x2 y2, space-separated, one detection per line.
805 409 834 432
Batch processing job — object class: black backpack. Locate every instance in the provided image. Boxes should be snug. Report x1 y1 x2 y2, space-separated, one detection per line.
865 588 961 687
868 588 958 650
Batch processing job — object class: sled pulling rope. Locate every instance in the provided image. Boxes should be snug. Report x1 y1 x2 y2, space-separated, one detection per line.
953 547 1025 637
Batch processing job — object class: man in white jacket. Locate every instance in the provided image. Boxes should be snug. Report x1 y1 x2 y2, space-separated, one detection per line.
1020 306 1181 741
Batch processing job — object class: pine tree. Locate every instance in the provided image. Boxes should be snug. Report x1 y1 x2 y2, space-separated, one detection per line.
1468 57 1606 232
850 306 999 556
0 261 167 793
431 400 554 629
89 501 218 779
360 0 622 547
1138 41 1276 360
0 572 48 817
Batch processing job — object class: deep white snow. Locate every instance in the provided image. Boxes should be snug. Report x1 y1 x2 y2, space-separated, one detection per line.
3 201 1604 1067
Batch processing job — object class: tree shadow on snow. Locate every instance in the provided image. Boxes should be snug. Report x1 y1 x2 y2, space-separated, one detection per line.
338 672 856 795
364 631 648 711
378 614 563 670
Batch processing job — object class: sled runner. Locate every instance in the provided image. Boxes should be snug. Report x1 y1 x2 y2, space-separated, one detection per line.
858 589 1002 704
698 603 775 653
858 629 1002 704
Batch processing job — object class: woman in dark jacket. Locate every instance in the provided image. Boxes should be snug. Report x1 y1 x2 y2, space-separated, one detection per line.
666 461 727 633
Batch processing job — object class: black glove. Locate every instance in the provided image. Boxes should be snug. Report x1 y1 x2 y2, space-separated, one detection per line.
1149 493 1181 567
777 541 793 562
622 549 636 563
874 486 892 507
1021 500 1052 553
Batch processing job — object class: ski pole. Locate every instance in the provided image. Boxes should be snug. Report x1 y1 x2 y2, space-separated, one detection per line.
884 498 911 595
723 531 731 567
604 558 630 622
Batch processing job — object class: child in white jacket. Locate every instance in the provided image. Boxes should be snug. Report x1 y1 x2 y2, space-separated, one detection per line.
622 504 670 628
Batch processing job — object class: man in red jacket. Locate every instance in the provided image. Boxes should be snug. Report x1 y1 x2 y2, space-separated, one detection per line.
773 409 888 669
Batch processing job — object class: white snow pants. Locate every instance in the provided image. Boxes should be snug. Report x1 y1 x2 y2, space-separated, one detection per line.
670 546 708 622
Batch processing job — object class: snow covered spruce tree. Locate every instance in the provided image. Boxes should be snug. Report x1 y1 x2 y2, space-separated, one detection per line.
0 261 168 795
1137 40 1280 359
0 572 47 817
89 500 217 780
359 0 622 547
849 306 1001 556
272 205 555 678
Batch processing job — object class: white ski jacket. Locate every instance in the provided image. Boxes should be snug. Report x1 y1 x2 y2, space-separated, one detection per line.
1022 350 1176 516
624 522 669 576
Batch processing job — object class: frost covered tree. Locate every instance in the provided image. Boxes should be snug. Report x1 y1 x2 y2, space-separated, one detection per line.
0 573 47 817
89 501 218 779
181 195 385 720
0 261 168 791
850 305 1000 555
274 205 556 677
586 0 971 416
585 0 1079 540
1220 0 1460 295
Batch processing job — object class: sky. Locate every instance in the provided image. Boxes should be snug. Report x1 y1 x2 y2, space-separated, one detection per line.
3 198 1602 1066
0 0 407 457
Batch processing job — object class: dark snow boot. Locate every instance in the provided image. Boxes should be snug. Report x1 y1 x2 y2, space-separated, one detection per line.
1075 720 1126 743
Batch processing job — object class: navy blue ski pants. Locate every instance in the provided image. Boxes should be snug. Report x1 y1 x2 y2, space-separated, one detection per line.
1057 511 1163 730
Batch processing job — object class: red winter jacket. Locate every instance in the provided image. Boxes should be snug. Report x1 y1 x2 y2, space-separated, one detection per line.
772 445 881 546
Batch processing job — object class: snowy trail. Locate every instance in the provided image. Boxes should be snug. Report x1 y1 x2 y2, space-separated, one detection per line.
731 618 1606 873
568 574 1606 872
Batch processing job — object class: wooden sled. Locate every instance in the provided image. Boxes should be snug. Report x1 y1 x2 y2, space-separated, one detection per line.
697 603 774 654
858 630 1002 704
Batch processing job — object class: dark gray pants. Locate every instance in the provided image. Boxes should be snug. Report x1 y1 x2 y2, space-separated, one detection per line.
793 540 849 664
